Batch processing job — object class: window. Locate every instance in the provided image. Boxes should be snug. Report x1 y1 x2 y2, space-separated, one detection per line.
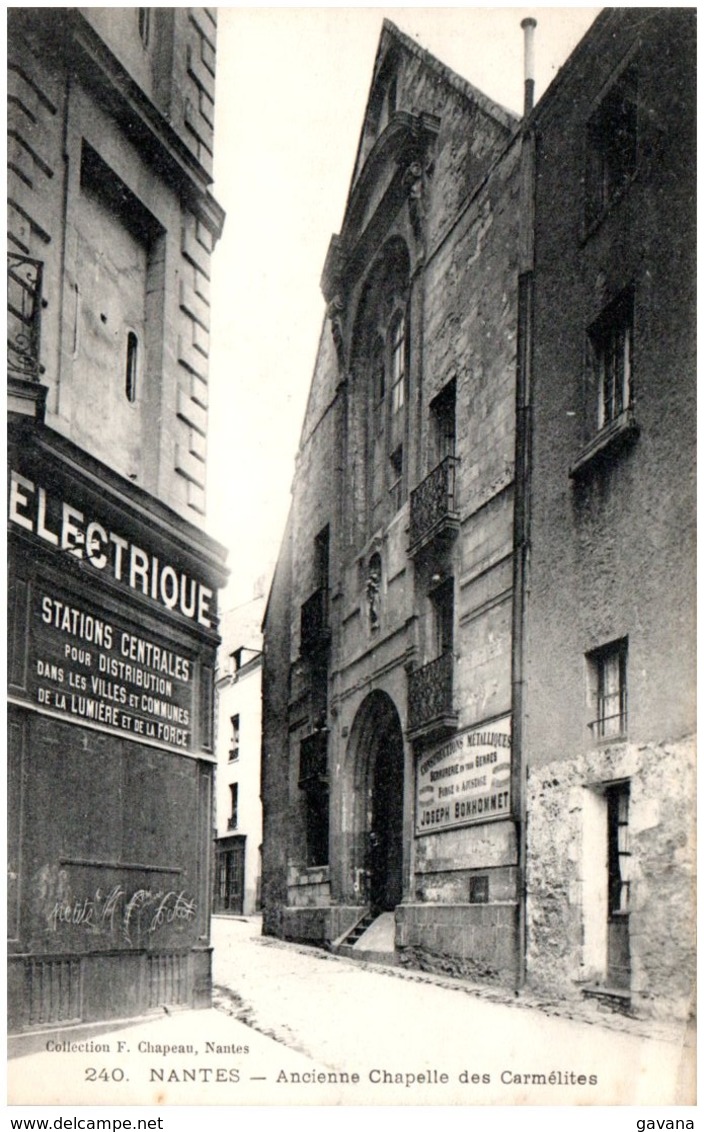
588 639 628 740
299 732 329 867
358 243 410 529
586 65 637 227
430 379 456 465
314 525 330 592
430 577 454 659
125 331 139 402
469 875 489 904
589 289 634 431
228 783 239 830
607 783 631 915
229 714 240 761
389 445 403 512
138 8 151 48
390 312 405 414
305 782 329 867
372 336 385 405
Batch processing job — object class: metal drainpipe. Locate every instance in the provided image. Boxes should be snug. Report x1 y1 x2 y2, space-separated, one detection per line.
512 17 537 992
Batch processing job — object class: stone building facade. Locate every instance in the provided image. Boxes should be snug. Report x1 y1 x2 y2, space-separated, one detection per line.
213 593 265 917
8 9 227 1032
262 20 523 983
261 11 695 1020
518 9 696 1019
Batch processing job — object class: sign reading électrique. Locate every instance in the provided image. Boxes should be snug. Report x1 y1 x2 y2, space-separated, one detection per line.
9 470 214 628
416 715 512 834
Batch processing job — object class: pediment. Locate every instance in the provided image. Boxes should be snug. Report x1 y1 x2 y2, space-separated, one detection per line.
321 110 438 304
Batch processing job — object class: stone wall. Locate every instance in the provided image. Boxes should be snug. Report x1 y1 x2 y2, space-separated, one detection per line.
526 737 696 1019
396 902 518 984
7 9 221 525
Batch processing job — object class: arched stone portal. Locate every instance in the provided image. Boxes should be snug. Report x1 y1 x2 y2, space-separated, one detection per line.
343 690 405 913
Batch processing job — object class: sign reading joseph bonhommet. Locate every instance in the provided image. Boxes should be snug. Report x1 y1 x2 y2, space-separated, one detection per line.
416 715 512 835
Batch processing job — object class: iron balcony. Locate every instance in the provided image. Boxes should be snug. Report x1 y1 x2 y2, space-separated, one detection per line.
407 651 458 741
409 456 459 556
8 253 43 379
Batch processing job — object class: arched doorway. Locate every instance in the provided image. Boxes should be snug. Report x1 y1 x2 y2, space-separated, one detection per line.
346 691 405 913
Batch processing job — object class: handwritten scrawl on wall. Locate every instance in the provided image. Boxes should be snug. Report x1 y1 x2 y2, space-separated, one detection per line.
37 868 196 946
46 887 197 942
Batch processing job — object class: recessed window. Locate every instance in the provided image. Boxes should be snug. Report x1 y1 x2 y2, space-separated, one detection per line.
389 445 403 512
390 313 405 414
469 875 489 904
299 732 329 867
430 379 456 465
372 336 385 405
586 64 638 228
229 714 240 762
386 76 398 121
125 331 139 402
138 8 151 48
228 782 239 830
430 577 454 659
587 639 628 741
588 289 634 432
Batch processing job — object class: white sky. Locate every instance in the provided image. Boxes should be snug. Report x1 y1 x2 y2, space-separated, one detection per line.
206 7 601 609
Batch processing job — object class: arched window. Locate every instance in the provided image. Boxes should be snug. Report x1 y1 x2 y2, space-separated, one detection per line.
352 241 410 533
366 304 408 521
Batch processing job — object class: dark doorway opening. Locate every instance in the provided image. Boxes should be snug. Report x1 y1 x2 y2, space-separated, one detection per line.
369 721 404 912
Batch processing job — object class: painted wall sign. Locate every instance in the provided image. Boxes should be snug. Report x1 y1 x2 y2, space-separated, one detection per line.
416 715 512 834
8 469 214 627
30 586 194 750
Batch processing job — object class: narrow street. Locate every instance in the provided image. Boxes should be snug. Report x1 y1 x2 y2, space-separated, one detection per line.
211 916 695 1106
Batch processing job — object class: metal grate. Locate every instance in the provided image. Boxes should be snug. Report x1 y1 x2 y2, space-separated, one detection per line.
26 958 82 1026
8 253 43 378
147 953 189 1009
408 652 454 732
409 456 458 550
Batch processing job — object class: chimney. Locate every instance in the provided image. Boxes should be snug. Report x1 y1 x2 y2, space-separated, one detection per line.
521 17 537 117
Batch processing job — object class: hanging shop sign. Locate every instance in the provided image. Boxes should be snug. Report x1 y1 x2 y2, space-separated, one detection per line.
416 714 512 834
30 585 194 751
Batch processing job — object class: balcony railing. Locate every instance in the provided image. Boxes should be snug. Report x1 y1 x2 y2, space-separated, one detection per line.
407 651 457 738
299 730 328 786
409 456 459 554
8 253 43 379
300 586 330 654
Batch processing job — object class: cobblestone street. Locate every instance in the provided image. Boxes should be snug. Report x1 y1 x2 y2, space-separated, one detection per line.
212 915 695 1106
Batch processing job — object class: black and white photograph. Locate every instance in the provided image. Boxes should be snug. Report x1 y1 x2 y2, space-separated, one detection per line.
7 5 696 1123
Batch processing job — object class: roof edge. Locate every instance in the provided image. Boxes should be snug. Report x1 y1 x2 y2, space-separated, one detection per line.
381 18 519 132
